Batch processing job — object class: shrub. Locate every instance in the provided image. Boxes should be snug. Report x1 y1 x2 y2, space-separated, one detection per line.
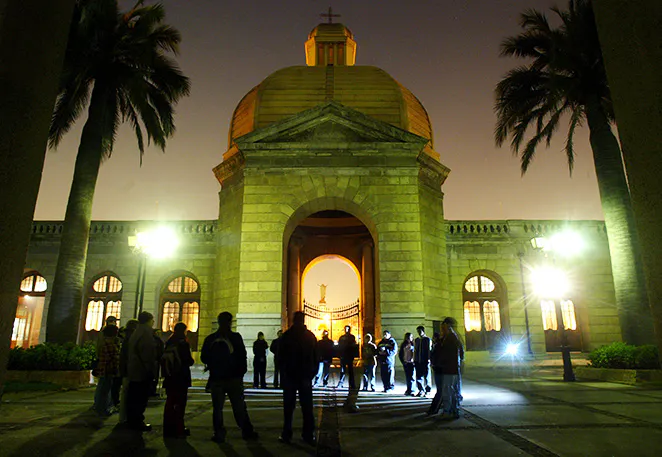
588 342 660 369
7 342 96 371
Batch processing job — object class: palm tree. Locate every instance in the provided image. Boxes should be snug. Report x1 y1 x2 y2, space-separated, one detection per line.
494 0 652 345
45 0 190 343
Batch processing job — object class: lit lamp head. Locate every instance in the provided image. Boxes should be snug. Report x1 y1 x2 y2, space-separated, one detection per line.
531 266 570 298
505 343 519 356
131 227 180 259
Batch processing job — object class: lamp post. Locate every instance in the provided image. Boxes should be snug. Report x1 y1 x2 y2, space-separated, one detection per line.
128 227 180 318
517 252 534 355
530 231 584 382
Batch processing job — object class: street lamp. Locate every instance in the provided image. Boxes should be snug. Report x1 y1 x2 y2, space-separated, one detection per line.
128 226 179 318
530 230 584 382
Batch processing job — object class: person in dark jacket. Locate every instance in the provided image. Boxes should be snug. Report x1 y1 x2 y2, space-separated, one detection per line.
118 319 139 424
377 330 397 392
414 325 432 396
313 330 334 387
438 317 463 418
427 332 444 415
201 312 258 443
150 329 165 396
162 322 195 438
399 332 415 396
126 312 157 431
270 330 283 388
93 325 120 416
277 311 318 446
337 325 358 389
253 332 269 388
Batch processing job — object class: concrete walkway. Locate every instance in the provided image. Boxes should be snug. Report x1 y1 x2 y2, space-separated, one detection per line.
1 366 661 456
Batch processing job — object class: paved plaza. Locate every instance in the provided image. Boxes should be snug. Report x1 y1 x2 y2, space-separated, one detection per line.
1 366 661 456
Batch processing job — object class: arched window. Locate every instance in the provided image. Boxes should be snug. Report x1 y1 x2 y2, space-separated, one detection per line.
12 271 47 349
82 273 123 341
462 272 507 351
160 273 200 350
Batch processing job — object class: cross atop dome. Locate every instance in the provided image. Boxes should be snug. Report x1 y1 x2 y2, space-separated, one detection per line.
320 7 341 24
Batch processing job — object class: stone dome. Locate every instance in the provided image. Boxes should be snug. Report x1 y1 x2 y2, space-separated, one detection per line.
227 66 436 159
225 23 437 160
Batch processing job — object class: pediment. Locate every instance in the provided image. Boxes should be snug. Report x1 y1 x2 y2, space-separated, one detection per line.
235 101 429 148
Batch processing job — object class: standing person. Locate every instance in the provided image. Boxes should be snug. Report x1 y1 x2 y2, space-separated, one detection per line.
399 332 415 396
118 319 139 424
162 322 195 438
361 333 377 392
97 315 121 410
151 329 165 397
314 330 334 387
427 332 443 416
439 317 464 419
414 325 432 397
270 330 283 388
277 311 318 446
126 311 158 431
253 332 269 388
93 324 120 416
337 325 358 389
377 330 397 392
201 312 258 443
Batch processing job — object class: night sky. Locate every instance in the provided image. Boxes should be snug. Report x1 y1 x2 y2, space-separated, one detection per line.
34 0 603 222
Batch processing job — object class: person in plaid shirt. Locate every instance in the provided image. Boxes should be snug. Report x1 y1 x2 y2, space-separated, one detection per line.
93 325 120 416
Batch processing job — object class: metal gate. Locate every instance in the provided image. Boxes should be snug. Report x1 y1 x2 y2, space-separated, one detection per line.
303 298 360 341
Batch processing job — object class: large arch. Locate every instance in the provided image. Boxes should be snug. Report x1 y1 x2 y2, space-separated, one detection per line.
281 198 379 337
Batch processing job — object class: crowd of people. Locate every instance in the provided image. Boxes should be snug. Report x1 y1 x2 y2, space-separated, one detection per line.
91 311 464 444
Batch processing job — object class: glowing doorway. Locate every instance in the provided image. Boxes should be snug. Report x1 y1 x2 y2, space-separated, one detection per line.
301 255 361 341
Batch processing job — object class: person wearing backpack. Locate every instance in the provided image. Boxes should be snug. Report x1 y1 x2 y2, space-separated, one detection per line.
162 322 195 438
200 311 258 443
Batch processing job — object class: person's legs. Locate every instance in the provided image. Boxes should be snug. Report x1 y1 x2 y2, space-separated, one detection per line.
253 362 259 388
415 362 424 393
368 364 376 390
299 379 315 441
380 363 389 391
404 363 415 394
388 363 395 390
111 376 122 407
441 374 458 415
274 362 280 388
163 385 177 436
427 371 444 415
94 376 112 415
425 363 432 392
210 381 227 439
455 370 463 403
119 377 130 423
322 360 330 386
362 365 369 390
337 360 347 387
127 380 150 427
281 375 296 441
259 361 267 388
348 360 356 389
226 377 255 436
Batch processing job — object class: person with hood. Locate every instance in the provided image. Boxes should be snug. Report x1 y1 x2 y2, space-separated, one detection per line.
337 325 358 389
377 330 397 392
414 325 432 397
201 311 258 443
277 311 318 446
162 322 195 438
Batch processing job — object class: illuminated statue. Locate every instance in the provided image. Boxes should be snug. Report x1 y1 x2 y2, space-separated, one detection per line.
318 283 327 304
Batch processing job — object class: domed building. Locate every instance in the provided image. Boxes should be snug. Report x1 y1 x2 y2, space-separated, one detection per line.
18 21 623 363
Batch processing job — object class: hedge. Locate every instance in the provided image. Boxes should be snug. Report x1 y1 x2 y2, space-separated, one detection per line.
7 342 96 371
588 342 660 369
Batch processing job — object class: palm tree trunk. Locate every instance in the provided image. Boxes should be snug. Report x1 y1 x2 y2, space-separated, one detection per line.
46 84 110 344
586 99 653 345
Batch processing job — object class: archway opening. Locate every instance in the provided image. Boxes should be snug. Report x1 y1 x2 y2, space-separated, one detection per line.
302 255 361 341
285 209 376 338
